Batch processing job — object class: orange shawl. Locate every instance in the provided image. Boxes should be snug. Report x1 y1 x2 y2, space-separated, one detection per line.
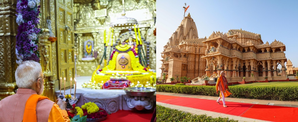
215 75 231 97
23 94 49 122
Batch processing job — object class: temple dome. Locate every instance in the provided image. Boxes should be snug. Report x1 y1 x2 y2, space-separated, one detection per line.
179 13 198 39
169 13 199 46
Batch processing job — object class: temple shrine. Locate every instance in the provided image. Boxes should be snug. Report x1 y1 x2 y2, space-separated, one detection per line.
0 0 156 121
160 13 287 83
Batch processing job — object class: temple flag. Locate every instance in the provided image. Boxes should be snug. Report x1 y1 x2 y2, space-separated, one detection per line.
185 5 190 13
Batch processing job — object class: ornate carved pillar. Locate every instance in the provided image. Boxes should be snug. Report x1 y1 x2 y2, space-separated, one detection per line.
245 60 249 77
232 58 237 77
77 34 83 60
267 60 272 78
240 61 244 77
38 29 55 101
244 47 248 52
92 32 100 63
39 29 52 76
262 60 266 77
236 59 239 77
250 60 254 77
266 48 270 53
205 43 209 54
261 49 265 53
224 59 229 77
141 28 147 40
92 32 99 46
272 49 276 53
273 60 277 76
0 0 18 99
205 58 210 76
213 63 217 75
280 47 284 52
217 56 223 75
227 62 231 77
281 60 286 76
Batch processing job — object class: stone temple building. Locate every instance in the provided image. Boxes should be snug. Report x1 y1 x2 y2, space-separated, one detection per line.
286 59 298 75
160 13 287 83
160 14 207 83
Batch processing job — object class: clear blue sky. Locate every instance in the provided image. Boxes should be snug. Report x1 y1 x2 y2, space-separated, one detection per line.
156 0 298 77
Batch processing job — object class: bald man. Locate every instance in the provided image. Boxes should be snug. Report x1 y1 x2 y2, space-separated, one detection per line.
0 60 70 122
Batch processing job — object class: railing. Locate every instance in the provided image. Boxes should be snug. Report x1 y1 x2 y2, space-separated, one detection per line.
256 53 271 60
271 52 286 59
230 50 242 59
218 47 231 57
243 52 257 59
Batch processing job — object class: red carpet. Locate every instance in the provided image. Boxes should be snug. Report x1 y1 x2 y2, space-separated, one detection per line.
102 110 153 122
157 94 298 121
156 94 180 101
158 95 252 116
241 105 298 122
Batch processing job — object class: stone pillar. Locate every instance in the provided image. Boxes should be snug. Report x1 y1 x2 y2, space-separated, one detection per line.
267 60 272 78
213 64 217 75
228 63 232 77
266 48 270 53
0 1 18 99
273 60 277 76
77 34 83 60
281 60 286 76
224 60 229 77
39 29 56 101
250 60 253 77
245 60 249 77
232 59 236 77
217 56 223 75
240 61 244 77
205 43 209 54
205 59 211 76
262 60 266 77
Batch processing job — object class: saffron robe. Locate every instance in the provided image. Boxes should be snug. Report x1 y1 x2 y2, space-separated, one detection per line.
0 89 70 122
215 75 231 97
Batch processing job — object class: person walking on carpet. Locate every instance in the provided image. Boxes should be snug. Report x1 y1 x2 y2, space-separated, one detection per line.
215 71 231 107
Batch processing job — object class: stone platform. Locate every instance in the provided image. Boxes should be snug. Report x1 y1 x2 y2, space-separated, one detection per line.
55 88 156 114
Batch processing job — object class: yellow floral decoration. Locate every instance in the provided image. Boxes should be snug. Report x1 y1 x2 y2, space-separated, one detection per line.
75 107 84 117
115 44 131 52
81 102 99 114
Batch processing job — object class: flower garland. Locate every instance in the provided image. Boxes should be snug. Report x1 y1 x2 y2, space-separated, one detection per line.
16 0 41 64
81 102 99 114
75 107 84 117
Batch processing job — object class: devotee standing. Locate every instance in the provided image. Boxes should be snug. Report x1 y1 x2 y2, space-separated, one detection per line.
0 61 70 122
215 71 231 107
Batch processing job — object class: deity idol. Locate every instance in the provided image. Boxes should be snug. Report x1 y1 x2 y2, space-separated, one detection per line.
91 37 155 86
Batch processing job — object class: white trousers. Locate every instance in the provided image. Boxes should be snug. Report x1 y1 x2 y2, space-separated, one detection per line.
217 91 226 106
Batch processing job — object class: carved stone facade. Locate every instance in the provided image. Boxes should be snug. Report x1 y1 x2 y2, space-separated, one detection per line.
161 13 287 83
74 0 156 76
286 59 298 75
203 30 287 82
160 14 206 83
0 0 18 99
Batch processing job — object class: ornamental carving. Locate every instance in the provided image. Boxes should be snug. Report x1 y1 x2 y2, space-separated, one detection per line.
271 39 285 47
